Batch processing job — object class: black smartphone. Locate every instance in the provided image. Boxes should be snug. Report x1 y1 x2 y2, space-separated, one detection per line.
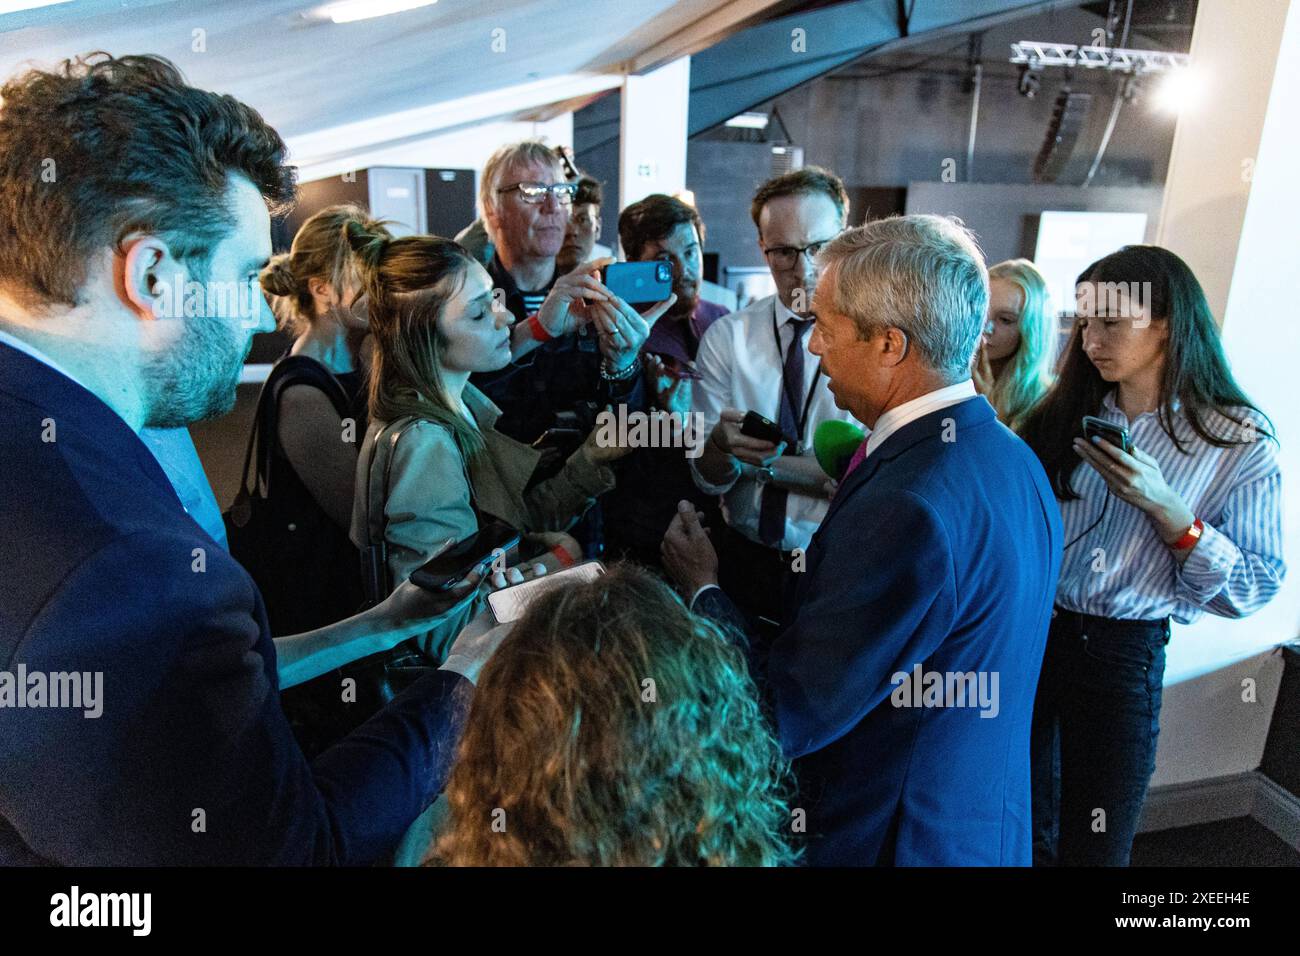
741 410 787 446
1082 415 1132 453
408 520 522 592
603 261 672 305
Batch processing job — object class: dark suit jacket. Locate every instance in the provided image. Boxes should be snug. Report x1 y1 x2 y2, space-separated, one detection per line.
697 396 1062 865
0 342 469 865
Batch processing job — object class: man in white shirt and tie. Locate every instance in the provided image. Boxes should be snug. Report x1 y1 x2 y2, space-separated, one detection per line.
688 167 858 634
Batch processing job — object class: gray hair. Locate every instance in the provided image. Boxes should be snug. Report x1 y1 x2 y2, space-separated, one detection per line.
478 140 564 221
818 214 988 379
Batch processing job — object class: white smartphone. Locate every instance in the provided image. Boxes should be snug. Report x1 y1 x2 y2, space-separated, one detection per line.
487 560 606 624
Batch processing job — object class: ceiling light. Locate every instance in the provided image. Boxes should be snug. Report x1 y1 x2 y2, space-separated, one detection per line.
0 0 75 14
319 0 436 25
725 112 770 130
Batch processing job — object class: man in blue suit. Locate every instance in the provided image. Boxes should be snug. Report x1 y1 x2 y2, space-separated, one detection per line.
663 215 1062 865
0 53 506 865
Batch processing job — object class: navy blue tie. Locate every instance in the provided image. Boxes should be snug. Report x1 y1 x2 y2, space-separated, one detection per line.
758 318 811 547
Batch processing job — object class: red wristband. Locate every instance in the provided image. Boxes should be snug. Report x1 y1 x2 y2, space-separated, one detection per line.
526 312 553 343
1171 517 1204 550
549 543 576 568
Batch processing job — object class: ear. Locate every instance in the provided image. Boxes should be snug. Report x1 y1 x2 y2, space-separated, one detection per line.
307 275 335 308
119 235 177 321
880 326 910 368
593 217 602 241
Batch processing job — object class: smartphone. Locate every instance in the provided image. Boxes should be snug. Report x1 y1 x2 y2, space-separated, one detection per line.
1081 415 1132 454
487 560 606 624
409 520 522 592
741 410 787 446
603 261 672 305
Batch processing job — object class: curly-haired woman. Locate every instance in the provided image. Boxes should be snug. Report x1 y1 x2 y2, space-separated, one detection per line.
430 563 798 866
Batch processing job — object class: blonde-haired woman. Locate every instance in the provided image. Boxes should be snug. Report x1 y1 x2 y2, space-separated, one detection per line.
972 258 1058 431
229 204 390 640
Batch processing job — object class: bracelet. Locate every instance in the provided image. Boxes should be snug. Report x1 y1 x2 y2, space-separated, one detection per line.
526 312 553 343
599 355 640 382
549 543 576 568
1170 517 1204 551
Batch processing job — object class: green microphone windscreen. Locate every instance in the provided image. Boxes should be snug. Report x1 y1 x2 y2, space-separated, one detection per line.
813 419 867 479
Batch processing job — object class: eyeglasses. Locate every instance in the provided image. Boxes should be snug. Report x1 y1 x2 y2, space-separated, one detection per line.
497 181 579 205
762 238 835 271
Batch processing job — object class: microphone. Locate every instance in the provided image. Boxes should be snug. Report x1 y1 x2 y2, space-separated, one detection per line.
813 419 867 480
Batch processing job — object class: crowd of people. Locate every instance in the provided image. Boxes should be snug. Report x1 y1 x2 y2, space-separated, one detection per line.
0 53 1286 867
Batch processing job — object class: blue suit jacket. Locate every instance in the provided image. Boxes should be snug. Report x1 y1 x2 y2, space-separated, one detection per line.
0 343 469 865
698 396 1062 865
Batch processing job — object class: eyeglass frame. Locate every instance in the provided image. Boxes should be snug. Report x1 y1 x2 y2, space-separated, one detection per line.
496 181 579 205
761 237 837 271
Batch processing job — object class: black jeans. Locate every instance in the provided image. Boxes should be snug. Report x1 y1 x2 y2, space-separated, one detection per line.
1031 608 1171 866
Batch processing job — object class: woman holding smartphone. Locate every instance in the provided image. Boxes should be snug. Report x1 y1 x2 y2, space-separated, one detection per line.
1019 245 1285 866
347 224 673 661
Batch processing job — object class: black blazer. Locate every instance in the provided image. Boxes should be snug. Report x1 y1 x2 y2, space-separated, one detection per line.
0 342 469 865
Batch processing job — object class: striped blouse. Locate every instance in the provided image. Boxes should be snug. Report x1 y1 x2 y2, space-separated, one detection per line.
1055 390 1285 624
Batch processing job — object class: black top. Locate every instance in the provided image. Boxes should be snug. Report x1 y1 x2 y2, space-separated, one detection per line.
227 355 366 635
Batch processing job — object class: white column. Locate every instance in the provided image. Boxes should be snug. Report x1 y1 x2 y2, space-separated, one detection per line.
1149 0 1300 787
619 56 690 222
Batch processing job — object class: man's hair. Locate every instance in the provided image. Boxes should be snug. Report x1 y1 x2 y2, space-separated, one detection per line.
819 214 988 379
750 165 850 236
618 194 704 261
477 140 564 221
432 563 797 867
574 175 603 209
0 52 296 307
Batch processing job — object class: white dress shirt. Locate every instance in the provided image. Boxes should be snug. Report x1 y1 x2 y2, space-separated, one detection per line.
690 293 859 551
860 380 978 460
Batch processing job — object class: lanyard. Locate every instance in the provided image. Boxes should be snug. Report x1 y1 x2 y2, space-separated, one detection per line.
771 300 822 454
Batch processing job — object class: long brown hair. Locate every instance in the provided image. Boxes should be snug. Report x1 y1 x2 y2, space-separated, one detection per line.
1019 245 1273 500
260 203 389 337
345 223 483 456
431 564 798 867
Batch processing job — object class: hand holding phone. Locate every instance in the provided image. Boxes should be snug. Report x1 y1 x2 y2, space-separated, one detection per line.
1082 415 1132 454
740 410 788 446
409 520 521 592
487 560 606 623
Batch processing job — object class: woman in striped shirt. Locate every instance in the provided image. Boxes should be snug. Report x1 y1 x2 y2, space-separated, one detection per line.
1019 245 1285 866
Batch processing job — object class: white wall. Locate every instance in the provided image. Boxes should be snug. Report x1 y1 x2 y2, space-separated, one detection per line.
1149 0 1300 784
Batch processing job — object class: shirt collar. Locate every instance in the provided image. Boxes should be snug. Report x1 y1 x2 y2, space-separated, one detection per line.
773 296 810 327
864 379 978 459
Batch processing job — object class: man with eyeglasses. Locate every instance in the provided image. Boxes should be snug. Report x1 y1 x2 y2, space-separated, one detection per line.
685 167 858 637
470 141 652 474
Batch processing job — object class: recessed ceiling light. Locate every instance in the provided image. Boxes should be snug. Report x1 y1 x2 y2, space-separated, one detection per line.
318 0 437 25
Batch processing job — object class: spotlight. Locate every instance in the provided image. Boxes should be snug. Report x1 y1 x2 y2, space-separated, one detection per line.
1151 65 1204 114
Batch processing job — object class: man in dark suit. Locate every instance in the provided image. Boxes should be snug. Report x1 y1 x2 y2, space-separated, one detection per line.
0 53 504 865
663 215 1062 866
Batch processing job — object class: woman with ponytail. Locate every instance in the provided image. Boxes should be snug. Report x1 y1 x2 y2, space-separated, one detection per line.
1018 245 1285 866
226 204 390 645
971 258 1057 431
347 223 661 662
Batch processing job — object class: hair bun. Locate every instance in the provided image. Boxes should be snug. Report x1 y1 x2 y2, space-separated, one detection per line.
259 254 298 297
345 219 389 268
